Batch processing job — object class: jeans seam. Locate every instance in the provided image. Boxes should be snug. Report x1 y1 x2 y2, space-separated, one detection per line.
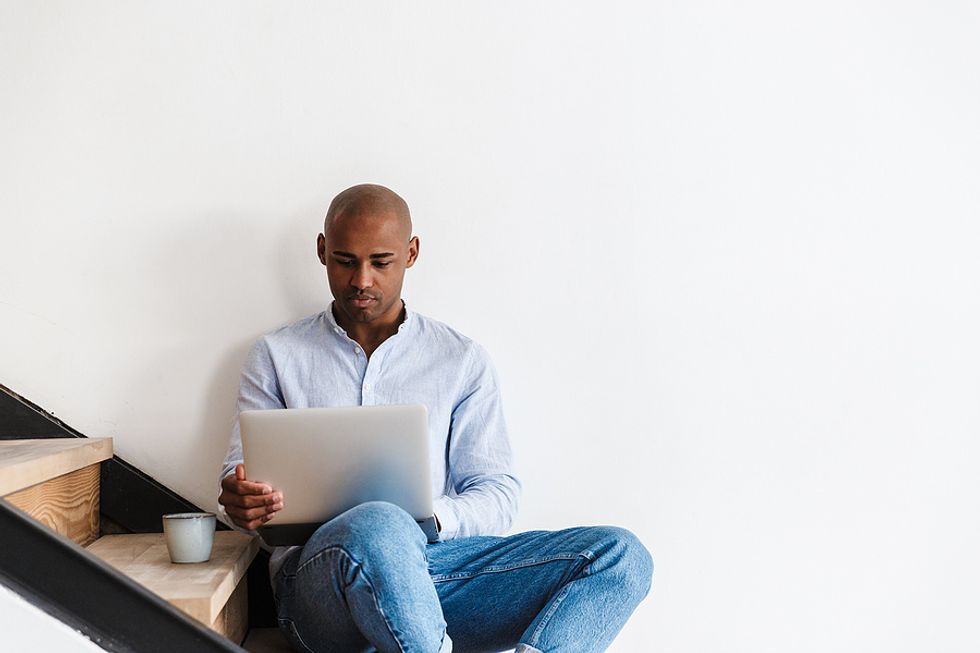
526 552 594 648
296 545 408 653
430 553 584 583
527 581 573 648
278 617 317 653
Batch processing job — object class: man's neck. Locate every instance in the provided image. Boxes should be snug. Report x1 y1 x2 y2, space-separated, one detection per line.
333 301 406 358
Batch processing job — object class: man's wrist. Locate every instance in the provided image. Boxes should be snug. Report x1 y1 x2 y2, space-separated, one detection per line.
431 495 458 539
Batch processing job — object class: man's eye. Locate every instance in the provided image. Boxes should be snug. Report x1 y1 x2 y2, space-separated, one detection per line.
373 261 392 268
335 259 355 267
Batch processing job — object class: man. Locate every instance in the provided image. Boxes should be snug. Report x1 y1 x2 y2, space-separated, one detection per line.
219 184 652 653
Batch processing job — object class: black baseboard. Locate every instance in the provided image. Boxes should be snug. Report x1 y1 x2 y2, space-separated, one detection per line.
0 382 206 531
0 385 79 439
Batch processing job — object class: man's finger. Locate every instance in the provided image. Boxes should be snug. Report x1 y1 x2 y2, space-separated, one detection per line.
221 474 273 495
226 502 283 528
236 479 275 495
222 491 282 510
240 511 277 530
220 487 282 507
227 504 277 522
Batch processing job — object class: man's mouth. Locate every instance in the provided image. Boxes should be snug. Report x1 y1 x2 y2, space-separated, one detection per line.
350 295 376 308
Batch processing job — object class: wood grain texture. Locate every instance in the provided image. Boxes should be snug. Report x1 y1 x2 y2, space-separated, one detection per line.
86 531 260 628
0 438 112 495
3 463 101 546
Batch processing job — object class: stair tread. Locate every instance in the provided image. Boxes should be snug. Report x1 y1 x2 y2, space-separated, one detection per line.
0 438 113 496
86 531 260 625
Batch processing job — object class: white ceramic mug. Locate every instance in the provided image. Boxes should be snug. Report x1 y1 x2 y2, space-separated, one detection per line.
162 512 216 563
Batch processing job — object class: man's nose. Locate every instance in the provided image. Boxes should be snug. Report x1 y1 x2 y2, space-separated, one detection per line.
351 264 373 290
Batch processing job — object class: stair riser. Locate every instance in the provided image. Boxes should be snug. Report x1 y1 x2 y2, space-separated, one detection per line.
211 579 248 643
3 463 100 546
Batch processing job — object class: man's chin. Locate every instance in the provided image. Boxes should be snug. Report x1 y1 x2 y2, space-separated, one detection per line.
345 302 380 323
336 297 398 325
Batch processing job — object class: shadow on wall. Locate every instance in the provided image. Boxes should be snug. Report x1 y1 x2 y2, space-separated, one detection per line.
115 207 329 510
277 207 333 318
200 337 255 491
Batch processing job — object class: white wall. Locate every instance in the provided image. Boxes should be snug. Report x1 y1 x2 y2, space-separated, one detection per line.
0 584 105 652
2 2 978 651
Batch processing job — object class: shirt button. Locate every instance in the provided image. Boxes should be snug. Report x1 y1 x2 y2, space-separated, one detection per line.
363 384 371 391
353 347 360 354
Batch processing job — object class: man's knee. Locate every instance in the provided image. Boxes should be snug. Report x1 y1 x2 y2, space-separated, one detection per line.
305 501 425 564
588 526 653 601
281 502 443 652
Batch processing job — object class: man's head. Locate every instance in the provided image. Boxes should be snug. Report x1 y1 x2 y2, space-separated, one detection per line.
317 184 419 328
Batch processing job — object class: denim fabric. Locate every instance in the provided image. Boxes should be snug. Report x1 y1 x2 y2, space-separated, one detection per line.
275 502 653 653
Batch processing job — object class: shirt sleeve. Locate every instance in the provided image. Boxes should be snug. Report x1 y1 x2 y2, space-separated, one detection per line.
431 343 521 539
217 338 286 517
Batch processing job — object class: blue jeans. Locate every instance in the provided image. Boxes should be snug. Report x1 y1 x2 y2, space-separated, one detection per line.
274 502 653 653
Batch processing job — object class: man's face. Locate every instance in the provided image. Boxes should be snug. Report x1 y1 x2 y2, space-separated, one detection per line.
317 210 419 327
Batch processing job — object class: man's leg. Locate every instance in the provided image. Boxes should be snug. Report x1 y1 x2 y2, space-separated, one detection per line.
430 526 652 653
275 501 451 653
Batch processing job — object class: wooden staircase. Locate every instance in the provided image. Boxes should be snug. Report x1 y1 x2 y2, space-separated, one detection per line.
0 438 260 648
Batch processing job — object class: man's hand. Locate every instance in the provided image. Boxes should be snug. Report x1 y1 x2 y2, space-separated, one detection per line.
218 464 283 530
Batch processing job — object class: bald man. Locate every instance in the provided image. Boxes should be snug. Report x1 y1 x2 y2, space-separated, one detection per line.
219 184 652 653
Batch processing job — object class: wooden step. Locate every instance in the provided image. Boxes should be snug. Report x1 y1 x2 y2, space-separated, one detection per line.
0 438 113 495
0 438 113 545
86 531 260 644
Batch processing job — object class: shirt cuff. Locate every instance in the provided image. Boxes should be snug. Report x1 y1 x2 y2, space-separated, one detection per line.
432 495 460 540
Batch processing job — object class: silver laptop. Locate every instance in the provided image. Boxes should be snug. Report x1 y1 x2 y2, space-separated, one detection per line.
240 404 438 546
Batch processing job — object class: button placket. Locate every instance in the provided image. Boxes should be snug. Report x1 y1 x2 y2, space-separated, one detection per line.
361 352 383 404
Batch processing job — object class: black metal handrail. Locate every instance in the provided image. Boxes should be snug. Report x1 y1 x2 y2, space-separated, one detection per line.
0 500 245 653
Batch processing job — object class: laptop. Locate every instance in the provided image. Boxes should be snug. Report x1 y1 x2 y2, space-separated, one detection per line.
240 404 439 546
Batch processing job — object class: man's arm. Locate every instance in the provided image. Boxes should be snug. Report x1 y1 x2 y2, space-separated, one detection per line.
217 338 285 530
432 343 521 539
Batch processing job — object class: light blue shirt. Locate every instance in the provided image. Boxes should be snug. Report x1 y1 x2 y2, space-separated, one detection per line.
220 303 521 569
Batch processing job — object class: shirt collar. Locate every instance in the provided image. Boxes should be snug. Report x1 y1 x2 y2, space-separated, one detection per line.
325 300 414 335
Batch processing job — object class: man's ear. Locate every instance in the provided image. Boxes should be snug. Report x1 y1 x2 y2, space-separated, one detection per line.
406 236 420 268
316 233 327 265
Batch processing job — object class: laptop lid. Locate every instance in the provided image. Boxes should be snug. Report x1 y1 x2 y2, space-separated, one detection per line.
240 404 435 544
